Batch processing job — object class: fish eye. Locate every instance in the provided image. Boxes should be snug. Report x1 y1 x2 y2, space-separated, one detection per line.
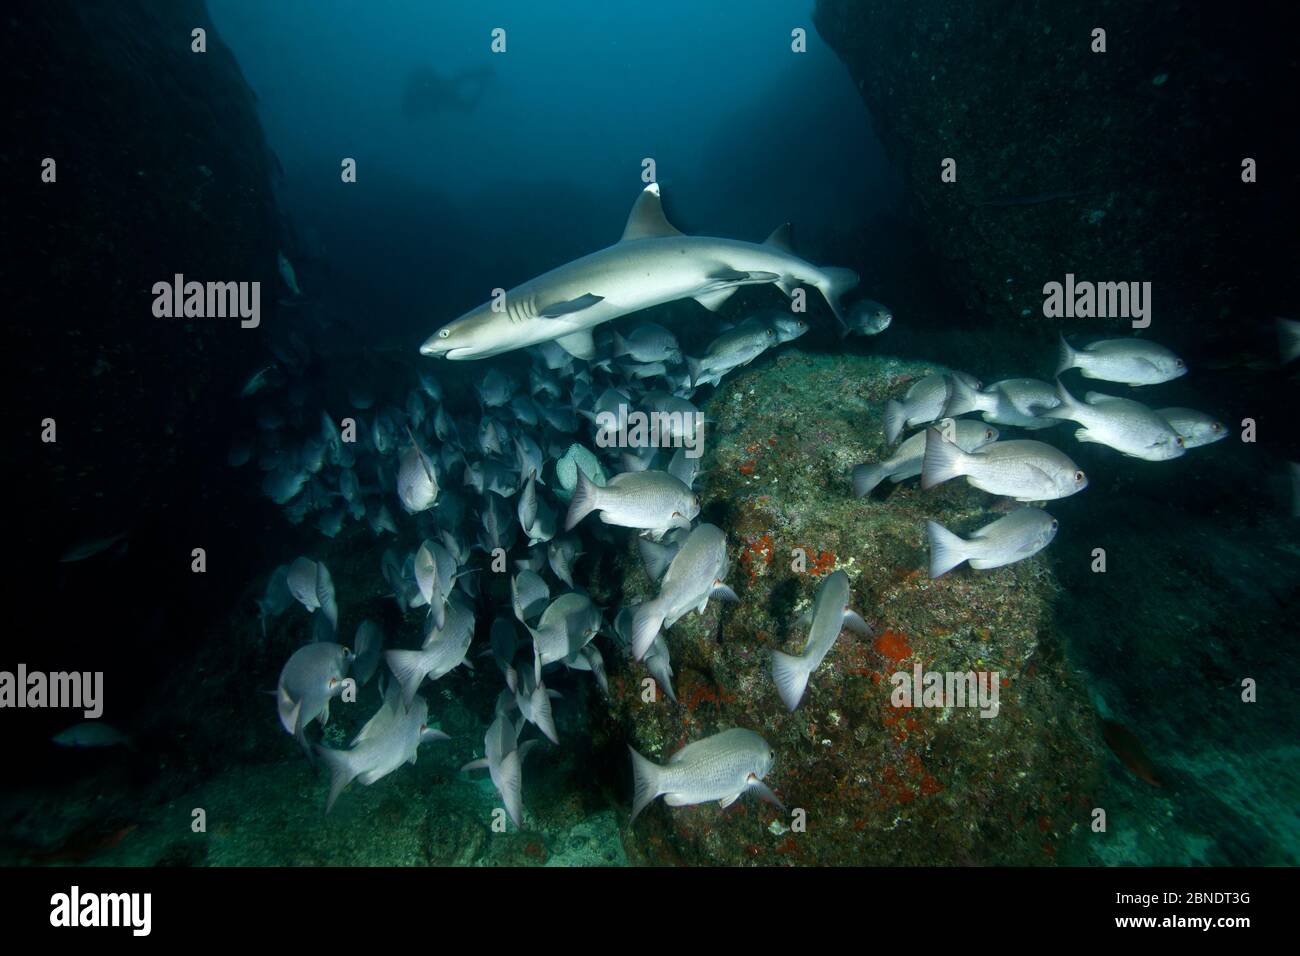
986 429 994 439
439 329 450 339
1050 520 1059 530
1074 470 1085 482
766 329 774 337
1175 359 1184 367
1211 422 1221 432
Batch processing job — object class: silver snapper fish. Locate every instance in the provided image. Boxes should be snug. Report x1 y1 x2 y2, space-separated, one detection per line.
276 642 352 750
1041 382 1185 461
630 523 736 660
628 728 784 821
1155 407 1226 449
397 427 439 514
315 683 449 812
511 578 602 668
461 712 540 829
286 557 339 632
564 469 699 538
612 322 682 364
517 470 557 547
1057 334 1187 385
927 507 1059 578
687 322 776 388
884 372 980 444
942 376 1064 430
770 570 872 711
846 299 892 336
352 620 385 686
420 183 858 361
921 428 1088 501
853 419 999 497
385 591 476 706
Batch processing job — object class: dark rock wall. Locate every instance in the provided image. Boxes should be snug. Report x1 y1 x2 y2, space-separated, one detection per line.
813 0 1299 351
3 1 278 752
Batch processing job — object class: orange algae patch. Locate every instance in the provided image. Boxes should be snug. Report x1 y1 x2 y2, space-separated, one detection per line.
799 547 835 576
738 460 756 476
740 534 775 580
873 628 912 662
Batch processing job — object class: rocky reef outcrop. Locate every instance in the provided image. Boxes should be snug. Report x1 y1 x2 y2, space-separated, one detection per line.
600 352 1103 865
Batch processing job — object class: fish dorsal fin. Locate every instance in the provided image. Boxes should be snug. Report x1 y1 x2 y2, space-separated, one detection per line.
621 183 682 241
764 222 794 252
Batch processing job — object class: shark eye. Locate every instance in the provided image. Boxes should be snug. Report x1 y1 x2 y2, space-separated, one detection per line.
766 329 774 337
439 329 450 339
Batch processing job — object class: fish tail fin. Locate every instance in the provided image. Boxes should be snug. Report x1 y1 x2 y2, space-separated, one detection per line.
383 649 428 707
563 467 600 532
630 600 666 661
926 519 969 578
920 427 968 489
1056 333 1077 377
612 330 629 356
942 374 981 418
530 683 559 745
883 399 907 444
1040 377 1081 421
852 462 888 498
770 650 811 711
628 745 664 822
685 356 703 388
498 750 524 829
817 266 859 331
315 745 358 813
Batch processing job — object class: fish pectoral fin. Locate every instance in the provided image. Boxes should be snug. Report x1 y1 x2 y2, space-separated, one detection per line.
539 293 604 318
749 779 787 812
554 330 597 360
842 609 874 636
719 793 741 809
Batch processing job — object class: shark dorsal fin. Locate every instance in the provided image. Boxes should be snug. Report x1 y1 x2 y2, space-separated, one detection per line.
764 222 794 252
621 183 682 241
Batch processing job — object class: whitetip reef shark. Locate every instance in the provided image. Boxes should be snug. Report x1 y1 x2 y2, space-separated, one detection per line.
420 183 858 361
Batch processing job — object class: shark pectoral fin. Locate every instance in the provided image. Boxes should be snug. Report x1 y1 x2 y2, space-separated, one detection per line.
621 182 684 240
693 270 781 311
555 330 596 360
705 268 781 286
539 293 604 318
694 288 739 312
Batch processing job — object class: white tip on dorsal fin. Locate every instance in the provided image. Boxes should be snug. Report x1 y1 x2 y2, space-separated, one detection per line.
621 182 683 241
764 222 794 252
